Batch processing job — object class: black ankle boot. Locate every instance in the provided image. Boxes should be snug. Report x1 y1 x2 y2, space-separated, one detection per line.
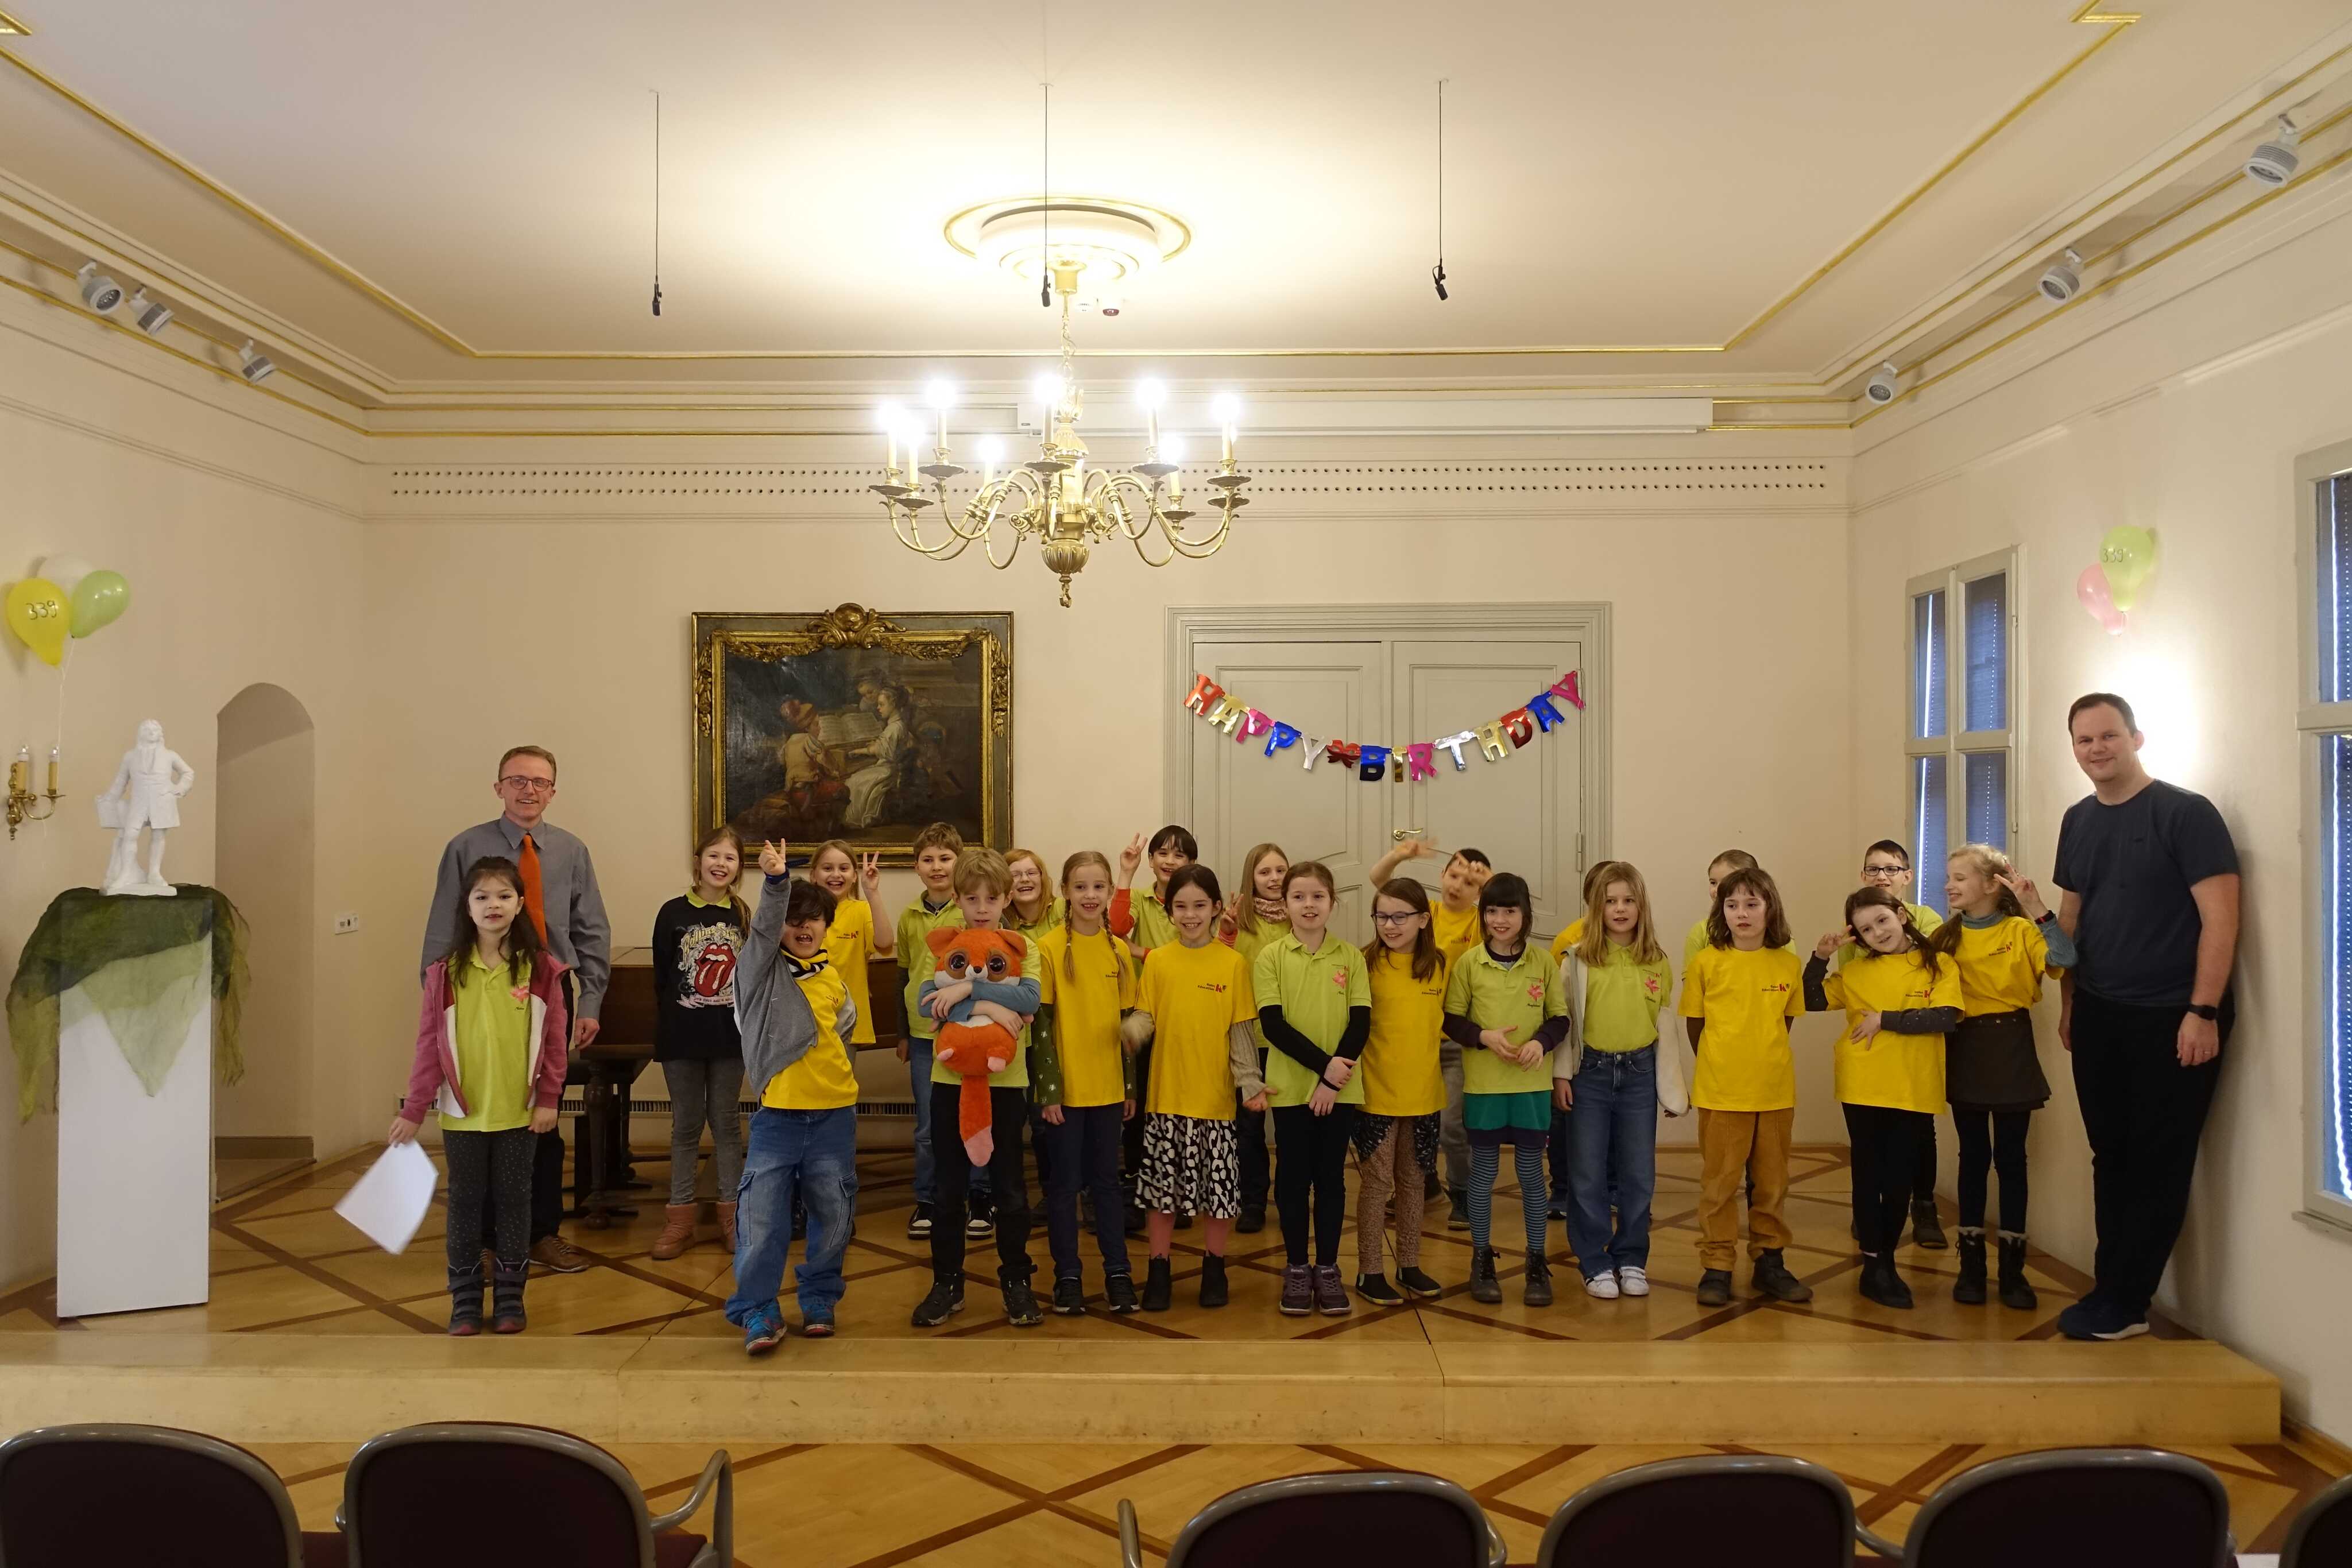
1469 1246 1502 1304
1912 1198 1947 1250
1997 1233 2039 1310
446 1261 485 1336
1751 1249 1812 1303
490 1256 528 1334
1198 1255 1229 1308
1952 1229 1989 1304
1858 1253 1913 1310
1142 1256 1173 1312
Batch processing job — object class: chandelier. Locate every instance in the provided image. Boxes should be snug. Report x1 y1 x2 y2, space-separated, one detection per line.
871 261 1248 607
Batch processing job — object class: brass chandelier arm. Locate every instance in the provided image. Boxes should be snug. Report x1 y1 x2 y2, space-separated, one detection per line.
884 497 980 559
1092 473 1235 564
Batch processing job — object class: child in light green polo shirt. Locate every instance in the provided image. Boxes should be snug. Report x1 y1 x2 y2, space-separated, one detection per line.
1252 860 1370 1318
1442 871 1569 1308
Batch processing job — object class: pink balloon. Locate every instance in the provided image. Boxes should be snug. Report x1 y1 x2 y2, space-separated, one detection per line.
2076 564 2126 635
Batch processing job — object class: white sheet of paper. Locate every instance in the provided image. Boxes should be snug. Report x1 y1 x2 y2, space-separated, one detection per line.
334 1140 439 1255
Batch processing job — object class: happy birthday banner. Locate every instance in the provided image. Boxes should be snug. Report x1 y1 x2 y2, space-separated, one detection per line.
1182 670 1586 781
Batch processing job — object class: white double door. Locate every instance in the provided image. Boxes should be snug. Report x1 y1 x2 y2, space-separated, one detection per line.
1181 627 1591 946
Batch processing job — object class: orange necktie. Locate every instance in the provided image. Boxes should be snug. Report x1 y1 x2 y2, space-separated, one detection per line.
517 831 548 943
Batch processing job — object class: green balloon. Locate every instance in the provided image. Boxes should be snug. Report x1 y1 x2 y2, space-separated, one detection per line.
2099 525 2156 611
68 570 129 637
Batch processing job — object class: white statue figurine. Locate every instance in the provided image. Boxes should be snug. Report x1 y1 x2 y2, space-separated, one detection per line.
96 718 195 897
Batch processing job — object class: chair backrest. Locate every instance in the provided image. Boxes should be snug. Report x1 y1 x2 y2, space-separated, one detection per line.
0 1422 303 1568
342 1422 655 1568
1536 1453 1856 1568
1167 1470 1497 1568
2283 1471 2352 1568
1905 1448 2230 1568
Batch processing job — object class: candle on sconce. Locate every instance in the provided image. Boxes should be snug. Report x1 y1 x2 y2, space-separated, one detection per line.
47 746 58 795
1137 379 1165 456
926 381 954 468
10 746 25 797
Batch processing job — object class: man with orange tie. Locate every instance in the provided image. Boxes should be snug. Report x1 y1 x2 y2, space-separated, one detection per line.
421 744 612 1275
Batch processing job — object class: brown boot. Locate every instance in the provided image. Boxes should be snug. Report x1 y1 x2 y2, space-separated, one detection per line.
715 1202 738 1255
650 1205 698 1261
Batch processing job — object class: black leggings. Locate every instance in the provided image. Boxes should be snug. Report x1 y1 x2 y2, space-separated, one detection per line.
1952 1107 2031 1234
1272 1104 1355 1267
444 1126 535 1286
1843 1104 1931 1256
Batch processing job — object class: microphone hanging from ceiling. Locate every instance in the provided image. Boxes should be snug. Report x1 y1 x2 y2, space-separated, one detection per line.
1431 79 1449 301
1040 81 1053 308
649 88 664 318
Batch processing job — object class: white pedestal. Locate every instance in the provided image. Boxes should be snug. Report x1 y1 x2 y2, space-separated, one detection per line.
55 951 212 1318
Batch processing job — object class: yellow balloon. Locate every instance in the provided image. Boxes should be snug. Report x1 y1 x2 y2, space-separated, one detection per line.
2100 525 2157 611
4 578 68 667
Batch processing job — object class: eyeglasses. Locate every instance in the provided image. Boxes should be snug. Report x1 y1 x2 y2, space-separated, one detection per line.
498 775 555 794
1861 862 1908 878
1372 911 1422 926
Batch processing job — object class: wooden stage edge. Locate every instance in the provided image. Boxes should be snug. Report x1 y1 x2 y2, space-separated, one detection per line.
0 1334 2278 1447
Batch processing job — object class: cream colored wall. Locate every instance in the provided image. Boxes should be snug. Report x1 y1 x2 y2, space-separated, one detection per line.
0 290 368 1284
1849 192 2352 1434
349 473 1859 1145
214 683 318 1140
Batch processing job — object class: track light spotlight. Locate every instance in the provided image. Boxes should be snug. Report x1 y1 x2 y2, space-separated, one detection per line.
126 288 173 335
1864 362 1899 406
2245 116 2300 186
2038 248 2083 303
75 262 124 315
237 340 277 384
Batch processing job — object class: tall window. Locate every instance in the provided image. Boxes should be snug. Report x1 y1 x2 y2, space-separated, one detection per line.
2298 442 2352 1227
1906 553 2017 916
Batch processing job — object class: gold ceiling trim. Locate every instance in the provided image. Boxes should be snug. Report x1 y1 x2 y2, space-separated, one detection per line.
1825 34 2352 389
0 2 2144 365
0 10 31 37
1721 0 2138 353
1852 137 2352 427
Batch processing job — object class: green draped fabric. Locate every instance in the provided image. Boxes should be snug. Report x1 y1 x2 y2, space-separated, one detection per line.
7 886 249 1120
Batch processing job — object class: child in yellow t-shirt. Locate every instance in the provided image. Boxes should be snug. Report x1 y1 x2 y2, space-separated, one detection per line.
1925 843 2076 1311
1679 865 1807 1308
1554 860 1674 1300
1223 841 1291 1232
1366 837 1492 1228
1030 850 1139 1316
1442 872 1569 1308
1131 864 1266 1311
1353 876 1451 1307
1804 886 1962 1313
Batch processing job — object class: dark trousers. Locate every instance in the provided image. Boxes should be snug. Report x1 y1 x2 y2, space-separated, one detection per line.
445 1126 535 1287
1953 1108 2032 1233
1913 1116 1937 1203
1121 1043 1152 1184
1040 1103 1130 1281
1272 1103 1356 1267
1842 1103 1932 1256
1236 1048 1270 1211
930 1083 1035 1282
1548 1106 1572 1203
2071 989 2230 1318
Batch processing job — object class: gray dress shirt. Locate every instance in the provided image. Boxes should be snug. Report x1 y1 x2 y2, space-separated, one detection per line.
420 815 612 1021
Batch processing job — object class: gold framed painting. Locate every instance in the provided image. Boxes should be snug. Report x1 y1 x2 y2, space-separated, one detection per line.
691 603 1012 864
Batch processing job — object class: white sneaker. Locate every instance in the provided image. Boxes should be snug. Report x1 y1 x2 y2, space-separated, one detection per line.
1583 1271 1621 1299
1618 1266 1650 1297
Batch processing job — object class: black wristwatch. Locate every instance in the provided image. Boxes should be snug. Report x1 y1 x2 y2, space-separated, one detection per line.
2186 1002 2219 1022
2034 911 2057 926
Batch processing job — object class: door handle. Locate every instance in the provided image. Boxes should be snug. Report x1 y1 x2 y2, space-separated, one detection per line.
1391 828 1427 843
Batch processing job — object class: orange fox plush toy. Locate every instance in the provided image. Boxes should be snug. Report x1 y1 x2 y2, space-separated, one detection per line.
923 928 1032 1166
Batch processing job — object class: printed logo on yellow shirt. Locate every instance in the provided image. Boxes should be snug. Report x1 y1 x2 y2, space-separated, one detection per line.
1197 981 1230 994
1761 981 1793 996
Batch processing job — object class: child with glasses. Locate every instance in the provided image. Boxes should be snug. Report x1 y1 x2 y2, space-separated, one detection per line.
1841 841 1948 1250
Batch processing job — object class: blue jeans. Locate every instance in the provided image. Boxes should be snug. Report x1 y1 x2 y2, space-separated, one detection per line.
1566 1045 1658 1278
908 1038 989 1206
725 1106 857 1327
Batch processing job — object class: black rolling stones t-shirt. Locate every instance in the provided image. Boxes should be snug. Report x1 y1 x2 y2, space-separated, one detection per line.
652 895 747 1060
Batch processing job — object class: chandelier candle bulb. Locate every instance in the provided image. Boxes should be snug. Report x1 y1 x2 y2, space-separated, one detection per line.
48 746 58 794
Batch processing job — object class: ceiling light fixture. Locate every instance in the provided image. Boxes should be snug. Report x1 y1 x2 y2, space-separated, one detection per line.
1864 362 1900 406
2244 116 2300 187
75 262 124 315
237 340 276 384
2038 248 2083 303
126 288 172 335
871 262 1248 607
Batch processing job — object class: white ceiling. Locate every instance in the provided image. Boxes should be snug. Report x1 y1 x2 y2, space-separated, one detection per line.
0 0 2346 396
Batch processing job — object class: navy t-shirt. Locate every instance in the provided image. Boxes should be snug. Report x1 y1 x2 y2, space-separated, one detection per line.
2052 780 2238 1007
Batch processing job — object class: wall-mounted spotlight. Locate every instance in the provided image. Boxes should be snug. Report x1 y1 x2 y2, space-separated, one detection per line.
1864 362 1899 406
237 340 277 384
75 262 125 315
2244 117 2300 187
126 289 172 335
2038 248 2083 303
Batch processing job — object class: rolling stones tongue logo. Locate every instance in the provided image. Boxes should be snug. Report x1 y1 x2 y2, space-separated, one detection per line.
679 923 741 1008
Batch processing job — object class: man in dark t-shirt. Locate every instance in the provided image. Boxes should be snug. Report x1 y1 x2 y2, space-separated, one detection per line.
2050 693 2241 1341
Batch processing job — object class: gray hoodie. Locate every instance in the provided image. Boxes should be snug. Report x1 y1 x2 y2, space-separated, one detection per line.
734 873 860 1102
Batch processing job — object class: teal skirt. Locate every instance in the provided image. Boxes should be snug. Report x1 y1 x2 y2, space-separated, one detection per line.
1464 1089 1551 1148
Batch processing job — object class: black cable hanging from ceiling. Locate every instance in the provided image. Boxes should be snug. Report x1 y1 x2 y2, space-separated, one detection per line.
1432 79 1449 301
650 89 663 318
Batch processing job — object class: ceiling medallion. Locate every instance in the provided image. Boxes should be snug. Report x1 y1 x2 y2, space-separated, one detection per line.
942 195 1190 316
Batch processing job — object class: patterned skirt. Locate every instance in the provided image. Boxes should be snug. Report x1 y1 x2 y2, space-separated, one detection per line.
1351 1110 1442 1172
1138 1112 1242 1219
